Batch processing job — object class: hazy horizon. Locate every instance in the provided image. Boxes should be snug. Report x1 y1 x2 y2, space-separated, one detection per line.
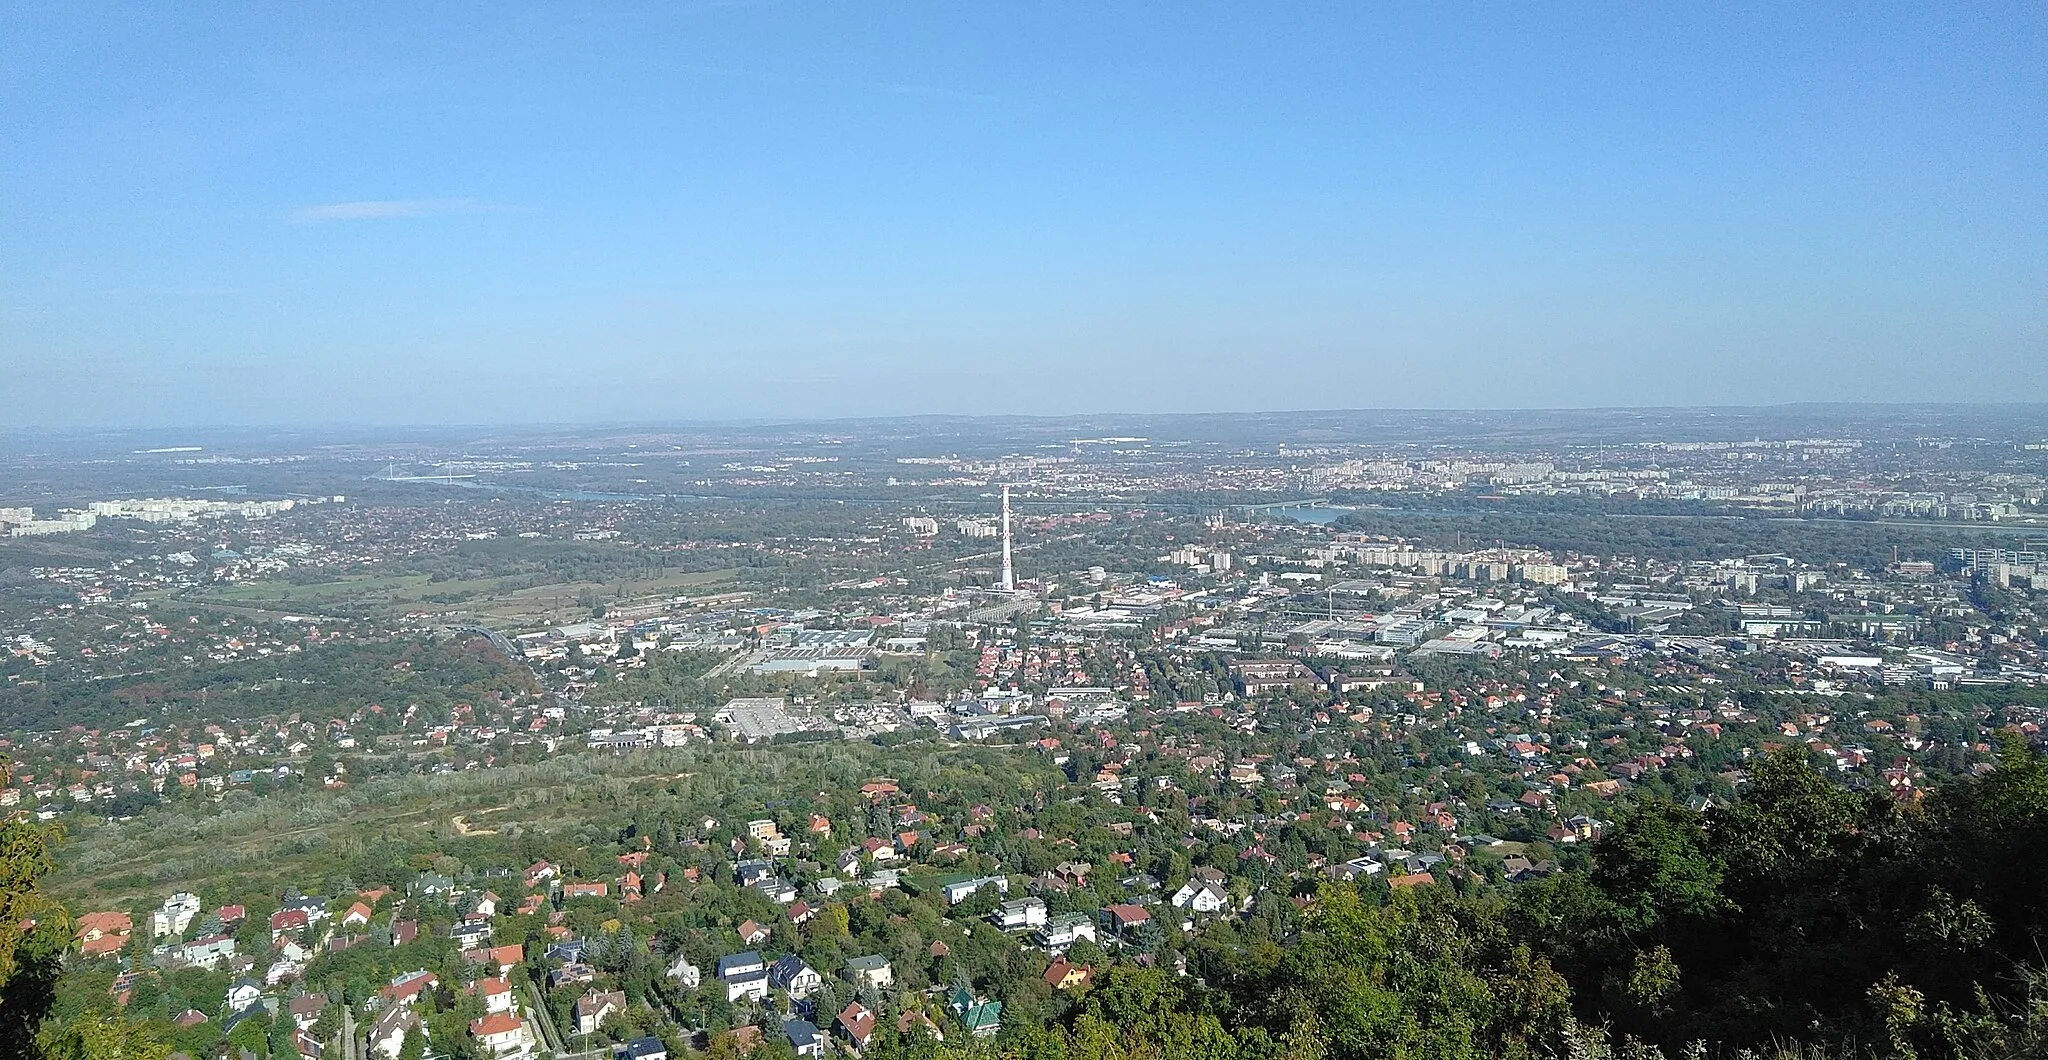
4 3 2044 428
7 402 2048 450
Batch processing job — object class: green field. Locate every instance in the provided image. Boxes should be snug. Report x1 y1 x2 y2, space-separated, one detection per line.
191 566 741 626
47 741 1024 908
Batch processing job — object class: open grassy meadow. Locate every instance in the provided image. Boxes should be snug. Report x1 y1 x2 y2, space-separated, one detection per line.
192 566 741 626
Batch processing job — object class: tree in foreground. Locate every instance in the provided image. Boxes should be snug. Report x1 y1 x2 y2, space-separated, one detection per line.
0 754 167 1060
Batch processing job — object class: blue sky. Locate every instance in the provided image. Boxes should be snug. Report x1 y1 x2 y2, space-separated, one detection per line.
2 2 2043 427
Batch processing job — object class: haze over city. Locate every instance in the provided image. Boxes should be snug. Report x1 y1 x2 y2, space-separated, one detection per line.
4 3 2043 427
13 8 2048 1058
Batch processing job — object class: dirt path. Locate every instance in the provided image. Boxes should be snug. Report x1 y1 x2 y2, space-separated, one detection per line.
452 805 512 835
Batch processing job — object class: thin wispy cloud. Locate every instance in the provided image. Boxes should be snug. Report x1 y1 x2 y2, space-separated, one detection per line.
676 63 1006 107
287 198 504 224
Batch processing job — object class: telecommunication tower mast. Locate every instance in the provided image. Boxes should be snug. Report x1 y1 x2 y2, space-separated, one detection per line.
1000 485 1015 592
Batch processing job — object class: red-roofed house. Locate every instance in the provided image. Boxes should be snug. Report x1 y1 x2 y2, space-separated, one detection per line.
464 943 523 970
898 1008 944 1041
470 976 516 1014
469 1010 534 1058
1043 957 1091 990
835 1001 878 1053
1100 904 1151 937
381 970 438 1006
270 908 310 943
76 911 131 958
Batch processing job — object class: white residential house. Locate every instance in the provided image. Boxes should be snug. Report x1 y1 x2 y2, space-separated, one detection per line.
784 1018 826 1058
266 954 305 986
717 951 771 1003
753 877 798 904
724 969 770 1003
152 893 202 938
178 934 236 969
368 1006 422 1060
941 875 1008 905
476 977 516 1015
843 954 893 991
1171 880 1229 914
666 954 701 989
470 1011 535 1059
1035 912 1098 951
574 989 627 1036
452 916 494 948
286 995 328 1031
991 897 1048 932
716 951 766 979
226 977 263 1012
770 955 823 999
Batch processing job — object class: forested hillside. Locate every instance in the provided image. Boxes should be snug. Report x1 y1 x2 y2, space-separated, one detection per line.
0 630 534 733
12 739 2048 1059
840 740 2048 1060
